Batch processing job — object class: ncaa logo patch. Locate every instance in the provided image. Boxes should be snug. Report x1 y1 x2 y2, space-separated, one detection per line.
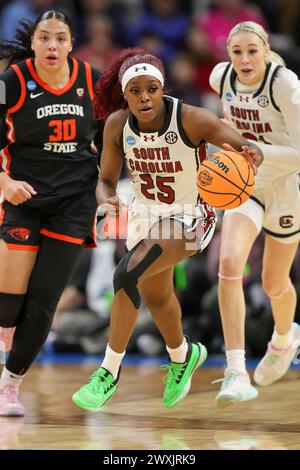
27 80 37 91
165 131 178 144
225 92 232 102
126 135 136 145
257 95 269 107
279 215 294 228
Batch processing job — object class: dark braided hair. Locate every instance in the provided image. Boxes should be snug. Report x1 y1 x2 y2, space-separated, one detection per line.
0 10 74 69
94 47 165 121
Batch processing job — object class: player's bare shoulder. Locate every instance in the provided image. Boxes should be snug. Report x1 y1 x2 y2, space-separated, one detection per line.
104 109 129 145
105 109 129 131
181 102 218 144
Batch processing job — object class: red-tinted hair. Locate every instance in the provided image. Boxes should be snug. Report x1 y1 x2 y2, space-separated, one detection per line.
94 47 165 121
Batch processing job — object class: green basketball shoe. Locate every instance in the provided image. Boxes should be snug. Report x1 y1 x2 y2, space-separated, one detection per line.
72 367 119 411
162 341 207 408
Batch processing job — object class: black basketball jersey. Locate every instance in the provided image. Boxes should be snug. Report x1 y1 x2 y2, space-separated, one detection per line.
0 57 99 206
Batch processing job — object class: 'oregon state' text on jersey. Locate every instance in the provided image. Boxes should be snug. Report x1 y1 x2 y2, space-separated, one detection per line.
0 57 99 205
122 96 205 217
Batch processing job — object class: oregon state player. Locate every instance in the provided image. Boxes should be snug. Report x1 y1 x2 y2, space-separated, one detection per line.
71 48 262 412
0 11 101 416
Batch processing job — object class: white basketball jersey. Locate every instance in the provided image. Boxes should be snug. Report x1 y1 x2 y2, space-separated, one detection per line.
122 96 204 217
213 61 300 187
220 61 288 146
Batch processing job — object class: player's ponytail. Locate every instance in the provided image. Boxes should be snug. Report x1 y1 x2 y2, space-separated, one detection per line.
0 10 73 68
94 47 165 121
0 20 34 67
267 50 285 66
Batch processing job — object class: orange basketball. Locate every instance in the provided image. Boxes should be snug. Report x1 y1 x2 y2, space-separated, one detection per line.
197 150 255 210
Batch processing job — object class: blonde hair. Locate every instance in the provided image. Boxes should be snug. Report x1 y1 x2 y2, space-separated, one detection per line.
227 21 285 66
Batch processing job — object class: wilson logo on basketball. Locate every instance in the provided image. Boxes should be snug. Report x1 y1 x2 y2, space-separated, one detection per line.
198 170 213 186
7 227 31 241
207 155 229 174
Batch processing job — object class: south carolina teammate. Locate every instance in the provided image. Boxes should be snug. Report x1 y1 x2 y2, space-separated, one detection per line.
72 48 262 411
209 21 300 407
0 10 101 415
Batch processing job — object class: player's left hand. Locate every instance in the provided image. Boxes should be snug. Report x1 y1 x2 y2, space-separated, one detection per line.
103 195 126 216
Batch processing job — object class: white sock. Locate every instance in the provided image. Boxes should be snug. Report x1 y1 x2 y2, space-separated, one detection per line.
226 349 246 373
271 327 293 349
101 344 125 380
0 366 24 390
166 337 188 363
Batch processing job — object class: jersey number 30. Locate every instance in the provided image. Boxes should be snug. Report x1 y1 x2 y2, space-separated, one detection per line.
49 119 76 141
140 174 175 204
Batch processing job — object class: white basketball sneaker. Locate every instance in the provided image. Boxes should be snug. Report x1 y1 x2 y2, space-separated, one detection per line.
0 385 25 417
214 369 258 408
254 322 300 387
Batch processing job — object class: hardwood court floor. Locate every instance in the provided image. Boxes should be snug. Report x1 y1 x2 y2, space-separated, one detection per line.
1 363 300 450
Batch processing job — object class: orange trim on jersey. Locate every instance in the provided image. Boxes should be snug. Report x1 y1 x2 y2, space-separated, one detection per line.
0 198 5 226
26 57 79 96
9 65 27 114
5 243 39 252
5 114 16 143
0 146 12 175
84 62 94 101
40 228 84 244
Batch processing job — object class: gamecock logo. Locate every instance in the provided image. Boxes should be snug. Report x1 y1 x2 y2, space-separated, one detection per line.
279 215 294 228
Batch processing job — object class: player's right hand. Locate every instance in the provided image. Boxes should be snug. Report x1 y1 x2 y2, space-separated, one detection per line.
103 195 125 216
1 178 37 205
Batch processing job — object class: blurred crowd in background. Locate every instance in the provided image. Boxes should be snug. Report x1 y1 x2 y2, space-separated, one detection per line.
0 0 300 358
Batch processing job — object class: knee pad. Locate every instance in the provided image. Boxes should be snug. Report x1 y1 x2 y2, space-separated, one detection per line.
6 295 58 375
0 293 26 327
264 278 292 300
113 243 163 309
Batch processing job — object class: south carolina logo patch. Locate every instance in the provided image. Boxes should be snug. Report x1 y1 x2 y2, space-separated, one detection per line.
279 215 294 228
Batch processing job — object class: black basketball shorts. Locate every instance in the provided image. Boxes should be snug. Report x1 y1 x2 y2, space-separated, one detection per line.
0 190 98 251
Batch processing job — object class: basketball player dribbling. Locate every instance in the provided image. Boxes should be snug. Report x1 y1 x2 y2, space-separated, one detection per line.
209 21 300 407
0 10 101 416
72 47 263 412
